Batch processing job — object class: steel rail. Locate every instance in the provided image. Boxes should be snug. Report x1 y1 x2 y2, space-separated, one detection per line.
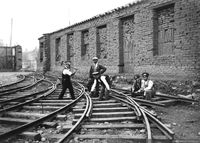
0 84 31 93
140 107 152 143
126 96 142 117
0 74 25 88
0 75 35 93
113 87 198 104
112 88 174 142
0 80 85 141
144 110 175 140
111 89 165 107
127 96 153 143
0 76 37 95
127 96 157 117
0 78 55 114
110 94 142 118
127 95 174 140
109 89 153 143
0 87 51 105
33 72 45 80
56 83 92 143
156 92 198 103
0 78 49 96
0 86 56 141
0 86 54 114
86 92 93 118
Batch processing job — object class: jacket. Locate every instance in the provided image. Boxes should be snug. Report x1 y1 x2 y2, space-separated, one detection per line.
89 63 106 78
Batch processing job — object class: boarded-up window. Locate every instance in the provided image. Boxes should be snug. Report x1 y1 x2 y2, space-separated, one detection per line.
67 34 74 61
97 25 107 59
55 37 61 61
81 30 89 60
155 4 175 56
39 42 44 62
122 15 135 64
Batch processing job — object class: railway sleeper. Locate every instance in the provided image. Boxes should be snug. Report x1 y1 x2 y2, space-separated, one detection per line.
74 111 136 119
0 112 67 121
61 123 157 132
73 107 131 113
18 131 41 141
47 134 170 143
0 117 57 128
72 116 137 125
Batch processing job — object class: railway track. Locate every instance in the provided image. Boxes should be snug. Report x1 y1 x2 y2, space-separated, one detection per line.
0 75 36 95
113 87 199 106
0 74 87 143
57 88 174 143
0 74 53 105
1 73 198 143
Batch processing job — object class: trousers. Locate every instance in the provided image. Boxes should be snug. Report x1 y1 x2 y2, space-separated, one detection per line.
58 81 75 100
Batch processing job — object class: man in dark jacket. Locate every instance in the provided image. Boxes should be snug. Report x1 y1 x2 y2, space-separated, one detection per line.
90 71 111 100
131 74 142 97
87 57 107 96
58 61 77 100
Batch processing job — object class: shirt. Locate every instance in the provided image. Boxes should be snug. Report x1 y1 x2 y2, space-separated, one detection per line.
63 68 72 76
141 79 154 91
93 63 98 72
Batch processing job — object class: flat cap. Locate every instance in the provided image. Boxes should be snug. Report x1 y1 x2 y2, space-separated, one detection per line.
92 71 99 75
134 74 140 79
92 57 98 60
142 72 149 77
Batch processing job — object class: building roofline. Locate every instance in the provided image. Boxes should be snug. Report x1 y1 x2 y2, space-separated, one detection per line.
40 0 146 36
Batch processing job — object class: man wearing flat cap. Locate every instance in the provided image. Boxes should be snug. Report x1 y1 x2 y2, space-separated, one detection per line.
58 61 77 100
136 72 155 100
87 57 107 96
90 71 111 100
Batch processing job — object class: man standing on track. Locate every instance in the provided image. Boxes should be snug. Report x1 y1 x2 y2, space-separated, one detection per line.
58 61 77 100
87 57 107 96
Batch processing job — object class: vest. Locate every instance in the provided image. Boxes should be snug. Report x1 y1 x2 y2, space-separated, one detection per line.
62 72 70 82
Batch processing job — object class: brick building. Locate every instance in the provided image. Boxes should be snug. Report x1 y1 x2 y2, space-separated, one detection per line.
38 0 200 80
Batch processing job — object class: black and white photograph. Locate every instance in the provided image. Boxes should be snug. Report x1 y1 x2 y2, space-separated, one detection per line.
0 0 200 142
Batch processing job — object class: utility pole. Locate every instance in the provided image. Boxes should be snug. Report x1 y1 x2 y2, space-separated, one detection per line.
68 0 71 26
10 18 13 47
10 18 13 70
68 6 70 26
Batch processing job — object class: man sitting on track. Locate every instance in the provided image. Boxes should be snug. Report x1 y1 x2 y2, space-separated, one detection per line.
90 71 111 101
131 74 142 97
136 72 155 100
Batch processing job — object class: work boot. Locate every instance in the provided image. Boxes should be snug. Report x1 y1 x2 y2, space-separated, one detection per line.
98 88 104 101
105 90 110 100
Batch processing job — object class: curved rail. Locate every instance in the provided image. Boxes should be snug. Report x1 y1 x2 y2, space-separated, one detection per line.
111 88 175 142
0 80 86 142
0 74 26 88
56 82 92 143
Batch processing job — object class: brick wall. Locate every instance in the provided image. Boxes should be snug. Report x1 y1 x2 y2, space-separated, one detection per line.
38 0 200 80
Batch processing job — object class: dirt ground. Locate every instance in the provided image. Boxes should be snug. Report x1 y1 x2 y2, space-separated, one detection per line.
154 103 200 141
1 72 200 142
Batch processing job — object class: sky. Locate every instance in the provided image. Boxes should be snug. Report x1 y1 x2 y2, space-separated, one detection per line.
0 0 137 52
